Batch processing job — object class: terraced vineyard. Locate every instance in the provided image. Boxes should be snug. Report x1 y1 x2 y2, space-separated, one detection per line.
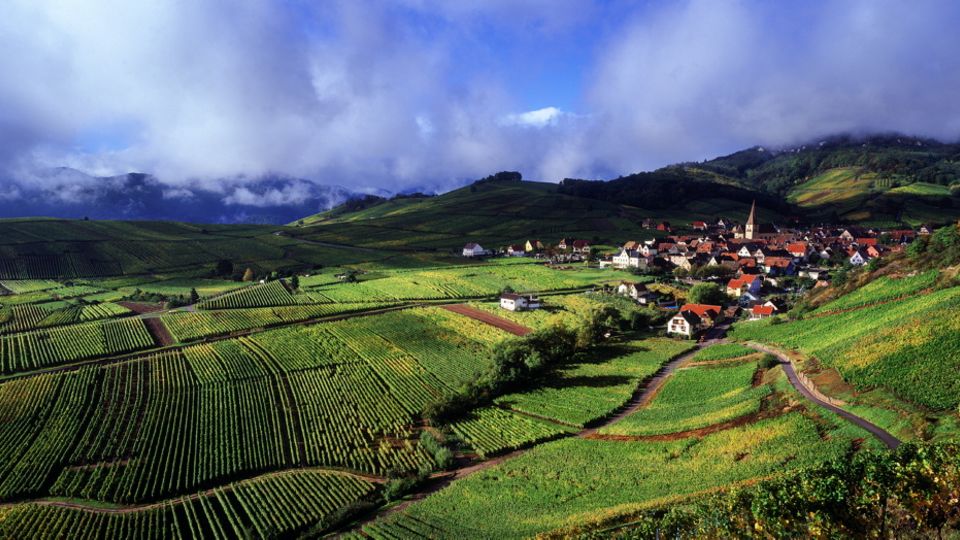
732 284 960 409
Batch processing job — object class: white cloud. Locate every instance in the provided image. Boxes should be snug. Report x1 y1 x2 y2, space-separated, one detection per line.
501 107 567 128
1 0 959 201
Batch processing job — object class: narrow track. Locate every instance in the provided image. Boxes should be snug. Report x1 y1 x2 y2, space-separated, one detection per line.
440 304 532 336
743 342 901 450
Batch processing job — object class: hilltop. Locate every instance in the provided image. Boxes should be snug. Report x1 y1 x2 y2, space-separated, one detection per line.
292 172 784 251
298 134 960 244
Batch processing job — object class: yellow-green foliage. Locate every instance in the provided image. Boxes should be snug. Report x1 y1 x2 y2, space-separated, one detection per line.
732 285 960 409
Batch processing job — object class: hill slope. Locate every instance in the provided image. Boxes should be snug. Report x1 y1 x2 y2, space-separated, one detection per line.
293 176 780 250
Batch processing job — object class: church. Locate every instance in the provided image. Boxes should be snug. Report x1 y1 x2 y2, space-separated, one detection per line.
734 200 779 241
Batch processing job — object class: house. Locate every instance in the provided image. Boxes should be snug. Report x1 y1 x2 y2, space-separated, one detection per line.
726 275 762 297
571 240 592 254
749 304 776 320
617 281 647 299
612 249 640 269
462 243 486 257
691 220 708 231
763 257 795 276
678 303 723 326
667 311 702 337
656 221 671 232
525 240 544 252
786 242 810 260
500 293 542 311
849 248 869 266
669 254 693 270
507 244 526 257
557 238 573 250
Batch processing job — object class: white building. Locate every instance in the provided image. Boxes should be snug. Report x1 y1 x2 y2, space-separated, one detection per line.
667 311 700 337
612 248 641 269
500 293 542 311
462 243 486 257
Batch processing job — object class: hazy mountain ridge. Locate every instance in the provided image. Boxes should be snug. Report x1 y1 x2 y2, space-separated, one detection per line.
2 169 362 224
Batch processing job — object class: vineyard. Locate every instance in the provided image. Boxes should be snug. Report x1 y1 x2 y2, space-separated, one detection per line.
0 470 376 539
689 343 758 362
599 360 769 436
450 407 572 458
0 317 154 373
197 280 297 309
159 302 396 342
306 263 634 304
811 269 940 314
365 410 875 539
0 304 510 506
731 284 960 409
494 339 693 428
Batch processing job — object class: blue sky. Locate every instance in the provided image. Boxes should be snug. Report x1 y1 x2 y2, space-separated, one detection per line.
2 0 960 196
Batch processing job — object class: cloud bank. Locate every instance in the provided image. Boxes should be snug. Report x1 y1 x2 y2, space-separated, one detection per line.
1 0 959 200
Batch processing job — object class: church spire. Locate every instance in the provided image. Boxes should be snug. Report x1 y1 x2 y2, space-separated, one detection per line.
746 200 757 227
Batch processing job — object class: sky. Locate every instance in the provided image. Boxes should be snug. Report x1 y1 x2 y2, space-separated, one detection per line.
2 0 960 198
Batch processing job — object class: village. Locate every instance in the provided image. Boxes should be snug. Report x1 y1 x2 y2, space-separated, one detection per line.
467 201 926 339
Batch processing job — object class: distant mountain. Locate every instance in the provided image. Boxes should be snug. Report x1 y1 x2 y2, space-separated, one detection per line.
0 168 365 224
558 133 960 226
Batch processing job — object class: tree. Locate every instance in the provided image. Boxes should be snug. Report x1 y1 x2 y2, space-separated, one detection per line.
242 268 255 282
290 275 300 290
189 288 200 304
687 282 725 305
216 259 233 276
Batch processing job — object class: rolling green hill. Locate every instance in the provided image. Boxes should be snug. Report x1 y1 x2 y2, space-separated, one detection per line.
292 176 781 250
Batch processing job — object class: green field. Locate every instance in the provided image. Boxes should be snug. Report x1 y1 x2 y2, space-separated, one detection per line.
493 339 692 428
364 408 876 539
599 360 769 436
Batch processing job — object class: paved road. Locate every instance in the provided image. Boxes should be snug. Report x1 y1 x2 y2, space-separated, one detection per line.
745 343 901 450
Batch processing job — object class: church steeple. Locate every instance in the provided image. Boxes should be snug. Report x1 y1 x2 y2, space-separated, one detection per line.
745 200 757 240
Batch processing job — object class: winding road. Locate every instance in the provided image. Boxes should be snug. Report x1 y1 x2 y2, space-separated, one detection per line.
744 342 901 450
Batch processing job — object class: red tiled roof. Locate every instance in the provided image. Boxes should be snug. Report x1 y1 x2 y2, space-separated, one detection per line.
752 305 775 316
679 304 722 319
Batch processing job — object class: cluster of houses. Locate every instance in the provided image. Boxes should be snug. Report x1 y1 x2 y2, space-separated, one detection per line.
464 238 592 261
480 201 931 336
607 202 924 338
605 201 917 277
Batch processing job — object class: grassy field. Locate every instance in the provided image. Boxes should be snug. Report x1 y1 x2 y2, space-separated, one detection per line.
599 360 769 436
364 406 875 539
493 339 693 428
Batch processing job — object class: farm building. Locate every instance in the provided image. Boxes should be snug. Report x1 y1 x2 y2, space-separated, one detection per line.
499 293 542 312
462 243 486 257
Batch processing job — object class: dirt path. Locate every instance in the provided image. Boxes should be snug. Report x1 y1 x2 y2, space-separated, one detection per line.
440 303 532 336
579 345 701 438
142 317 174 347
743 342 901 450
